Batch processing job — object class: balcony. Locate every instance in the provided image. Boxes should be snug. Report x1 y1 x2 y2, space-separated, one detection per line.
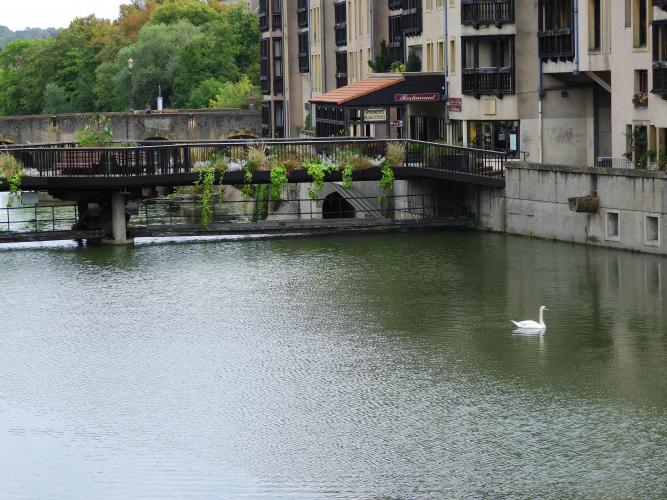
462 68 514 95
462 0 514 27
538 29 574 61
389 0 402 9
653 63 667 99
654 0 667 10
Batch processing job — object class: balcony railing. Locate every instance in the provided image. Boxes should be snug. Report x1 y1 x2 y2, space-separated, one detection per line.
538 29 574 60
462 68 514 95
389 0 402 9
654 0 667 10
401 9 422 36
653 63 667 99
462 0 514 26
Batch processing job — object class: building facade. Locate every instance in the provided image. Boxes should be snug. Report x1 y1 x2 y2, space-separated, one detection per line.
259 0 667 168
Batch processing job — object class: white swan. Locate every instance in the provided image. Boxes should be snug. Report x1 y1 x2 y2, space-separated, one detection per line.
512 306 548 331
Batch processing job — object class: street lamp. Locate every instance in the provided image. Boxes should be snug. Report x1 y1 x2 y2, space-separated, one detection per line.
128 58 134 112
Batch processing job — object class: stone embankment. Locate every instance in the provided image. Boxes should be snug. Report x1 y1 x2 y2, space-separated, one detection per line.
478 163 667 255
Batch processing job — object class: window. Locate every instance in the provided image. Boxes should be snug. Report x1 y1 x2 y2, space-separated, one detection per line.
589 0 601 51
654 23 667 96
633 0 647 48
297 0 308 28
259 0 269 32
449 39 456 75
272 37 283 95
426 42 434 71
274 101 284 138
262 101 271 137
538 0 574 60
336 51 348 88
260 38 270 94
299 32 309 73
437 0 444 7
401 0 423 36
625 0 631 28
635 69 648 93
606 211 620 241
311 6 320 44
437 41 445 72
389 15 403 63
645 215 660 245
334 2 347 47
462 36 515 95
272 0 282 30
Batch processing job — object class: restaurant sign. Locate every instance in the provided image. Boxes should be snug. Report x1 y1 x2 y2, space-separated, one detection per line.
394 92 441 103
363 108 388 122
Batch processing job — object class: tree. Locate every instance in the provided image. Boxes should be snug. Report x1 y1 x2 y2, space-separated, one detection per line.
43 83 70 113
186 78 225 108
405 50 422 72
172 22 238 107
149 0 220 27
368 39 392 73
102 20 200 111
208 75 260 109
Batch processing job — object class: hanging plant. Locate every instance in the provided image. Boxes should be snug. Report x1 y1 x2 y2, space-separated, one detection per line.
379 160 395 194
240 161 256 213
304 159 337 201
269 161 289 200
0 153 25 206
194 167 215 228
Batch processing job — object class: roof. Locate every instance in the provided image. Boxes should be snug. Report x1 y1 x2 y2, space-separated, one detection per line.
310 75 404 105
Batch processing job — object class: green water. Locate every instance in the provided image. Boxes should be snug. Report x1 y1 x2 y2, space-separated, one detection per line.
0 232 665 499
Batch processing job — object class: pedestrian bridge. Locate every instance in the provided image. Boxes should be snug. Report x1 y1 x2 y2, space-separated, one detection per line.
0 138 505 244
2 138 505 191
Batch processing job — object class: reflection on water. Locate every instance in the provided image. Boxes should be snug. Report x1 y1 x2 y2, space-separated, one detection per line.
0 232 665 499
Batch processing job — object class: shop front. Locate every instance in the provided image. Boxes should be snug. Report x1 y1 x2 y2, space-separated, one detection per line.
311 73 445 139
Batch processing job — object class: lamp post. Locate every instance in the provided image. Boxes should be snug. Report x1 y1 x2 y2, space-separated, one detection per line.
128 57 134 112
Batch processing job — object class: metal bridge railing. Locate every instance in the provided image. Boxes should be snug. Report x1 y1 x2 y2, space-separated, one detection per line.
1 138 506 181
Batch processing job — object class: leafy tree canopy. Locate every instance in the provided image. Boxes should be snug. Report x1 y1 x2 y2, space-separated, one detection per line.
0 0 260 115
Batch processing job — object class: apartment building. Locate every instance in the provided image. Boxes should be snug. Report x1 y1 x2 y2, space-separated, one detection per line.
259 0 667 168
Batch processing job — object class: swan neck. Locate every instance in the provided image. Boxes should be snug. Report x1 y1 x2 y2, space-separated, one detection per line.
539 308 545 326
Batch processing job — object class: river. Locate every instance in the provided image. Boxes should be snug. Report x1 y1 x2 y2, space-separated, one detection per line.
0 232 665 499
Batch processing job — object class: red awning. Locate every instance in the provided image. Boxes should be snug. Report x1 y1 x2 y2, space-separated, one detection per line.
310 75 404 105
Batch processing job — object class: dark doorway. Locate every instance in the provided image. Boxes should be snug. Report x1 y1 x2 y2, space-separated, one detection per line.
322 192 355 219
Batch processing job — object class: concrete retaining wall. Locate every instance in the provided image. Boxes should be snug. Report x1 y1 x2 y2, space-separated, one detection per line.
478 163 667 255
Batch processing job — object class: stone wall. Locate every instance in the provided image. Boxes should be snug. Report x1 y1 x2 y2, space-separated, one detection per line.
477 162 667 255
0 110 261 144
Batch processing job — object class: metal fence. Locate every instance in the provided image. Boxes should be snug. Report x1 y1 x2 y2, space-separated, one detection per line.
1 138 506 181
0 204 78 233
131 194 442 229
596 157 634 169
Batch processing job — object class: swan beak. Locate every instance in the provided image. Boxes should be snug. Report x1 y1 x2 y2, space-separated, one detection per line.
544 308 549 311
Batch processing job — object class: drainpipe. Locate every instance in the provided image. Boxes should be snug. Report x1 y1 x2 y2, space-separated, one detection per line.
443 0 450 132
369 0 374 63
538 58 544 163
282 3 290 137
321 1 327 93
573 0 579 75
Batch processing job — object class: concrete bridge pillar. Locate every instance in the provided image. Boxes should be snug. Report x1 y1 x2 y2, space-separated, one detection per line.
104 191 134 245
